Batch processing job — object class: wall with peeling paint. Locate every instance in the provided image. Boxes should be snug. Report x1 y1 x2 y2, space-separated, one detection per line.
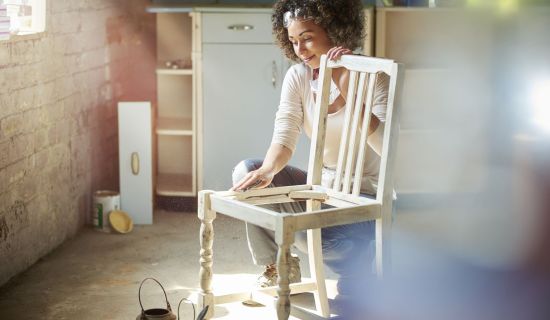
0 0 156 286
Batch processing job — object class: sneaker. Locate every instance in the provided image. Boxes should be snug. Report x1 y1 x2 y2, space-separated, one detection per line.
257 255 301 288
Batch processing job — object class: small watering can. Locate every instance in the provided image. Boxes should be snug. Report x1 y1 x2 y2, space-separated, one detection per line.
136 278 177 320
136 278 209 320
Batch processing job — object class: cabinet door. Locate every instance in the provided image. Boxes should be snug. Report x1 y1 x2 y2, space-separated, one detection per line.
118 102 153 224
202 44 308 190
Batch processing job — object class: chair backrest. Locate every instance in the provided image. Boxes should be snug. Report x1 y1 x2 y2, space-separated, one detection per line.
306 55 402 205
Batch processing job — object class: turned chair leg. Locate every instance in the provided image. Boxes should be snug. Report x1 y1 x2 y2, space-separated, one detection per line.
275 215 296 320
276 243 292 320
198 191 216 319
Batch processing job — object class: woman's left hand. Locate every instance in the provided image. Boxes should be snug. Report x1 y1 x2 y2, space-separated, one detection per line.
327 46 353 61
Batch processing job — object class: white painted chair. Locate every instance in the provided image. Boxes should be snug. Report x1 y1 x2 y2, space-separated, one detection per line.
197 55 403 319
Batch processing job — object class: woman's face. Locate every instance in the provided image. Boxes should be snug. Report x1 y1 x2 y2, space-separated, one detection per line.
287 19 333 69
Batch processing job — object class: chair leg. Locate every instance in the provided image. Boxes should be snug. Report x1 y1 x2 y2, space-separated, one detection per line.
198 191 216 319
375 210 391 277
307 229 330 317
307 200 330 317
276 243 292 320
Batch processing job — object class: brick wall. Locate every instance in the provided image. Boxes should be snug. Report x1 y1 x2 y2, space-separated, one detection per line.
0 0 156 286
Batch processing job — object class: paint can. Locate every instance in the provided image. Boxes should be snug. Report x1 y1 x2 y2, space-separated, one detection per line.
93 190 120 232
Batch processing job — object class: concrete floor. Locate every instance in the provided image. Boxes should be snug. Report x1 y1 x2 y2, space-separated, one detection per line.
0 210 335 320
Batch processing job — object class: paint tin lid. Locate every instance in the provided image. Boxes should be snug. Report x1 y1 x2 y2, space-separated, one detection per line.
109 210 134 234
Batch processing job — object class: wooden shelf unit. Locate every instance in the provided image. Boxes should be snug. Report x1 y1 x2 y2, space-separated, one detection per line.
154 11 197 197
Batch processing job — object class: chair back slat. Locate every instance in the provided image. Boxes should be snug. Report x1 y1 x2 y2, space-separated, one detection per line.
308 55 401 204
333 71 358 191
341 72 368 194
376 63 402 204
307 56 333 185
352 73 378 196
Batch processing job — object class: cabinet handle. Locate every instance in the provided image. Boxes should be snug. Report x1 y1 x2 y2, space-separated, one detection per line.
131 152 140 175
272 61 277 88
227 24 254 31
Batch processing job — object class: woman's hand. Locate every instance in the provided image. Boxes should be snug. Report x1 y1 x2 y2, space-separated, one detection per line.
327 46 353 61
230 166 275 192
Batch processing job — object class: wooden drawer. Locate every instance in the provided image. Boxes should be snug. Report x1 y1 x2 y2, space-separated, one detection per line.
202 13 274 43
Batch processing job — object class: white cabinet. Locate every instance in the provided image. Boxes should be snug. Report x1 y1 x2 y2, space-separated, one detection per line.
375 8 489 195
118 102 153 224
198 9 309 191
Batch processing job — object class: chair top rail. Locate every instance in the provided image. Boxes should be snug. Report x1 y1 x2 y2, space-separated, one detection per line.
327 55 394 74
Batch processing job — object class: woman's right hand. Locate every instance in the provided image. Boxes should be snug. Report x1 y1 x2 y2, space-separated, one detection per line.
327 46 353 61
230 166 275 191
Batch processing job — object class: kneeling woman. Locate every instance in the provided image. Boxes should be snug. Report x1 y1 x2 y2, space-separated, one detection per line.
231 0 389 296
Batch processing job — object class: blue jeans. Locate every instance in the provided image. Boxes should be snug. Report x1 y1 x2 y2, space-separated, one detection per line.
232 159 376 293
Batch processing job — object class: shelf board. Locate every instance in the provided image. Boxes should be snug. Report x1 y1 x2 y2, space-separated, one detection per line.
146 6 193 13
156 118 193 136
156 68 193 75
157 173 194 196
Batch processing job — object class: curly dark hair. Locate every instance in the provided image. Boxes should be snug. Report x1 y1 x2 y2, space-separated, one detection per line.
272 0 365 62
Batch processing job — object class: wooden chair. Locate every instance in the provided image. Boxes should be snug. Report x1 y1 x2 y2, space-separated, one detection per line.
197 55 403 319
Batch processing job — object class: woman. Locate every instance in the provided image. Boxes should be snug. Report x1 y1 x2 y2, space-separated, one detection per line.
231 0 389 296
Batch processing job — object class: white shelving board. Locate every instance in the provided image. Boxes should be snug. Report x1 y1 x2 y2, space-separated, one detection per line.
157 173 194 196
156 117 193 135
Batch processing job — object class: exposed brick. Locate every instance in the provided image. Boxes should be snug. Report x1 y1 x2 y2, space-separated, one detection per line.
0 168 6 195
0 140 8 168
5 159 27 186
31 39 50 63
36 81 56 107
79 11 106 32
46 125 56 145
52 34 69 54
80 29 107 51
0 94 16 120
0 43 10 67
49 0 77 13
63 54 81 74
1 0 156 287
19 65 35 89
8 134 34 164
0 113 24 139
10 41 35 65
38 103 53 125
55 120 71 143
53 77 77 100
51 11 81 34
33 148 49 169
0 68 18 94
12 89 37 116
80 47 108 71
21 108 41 135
